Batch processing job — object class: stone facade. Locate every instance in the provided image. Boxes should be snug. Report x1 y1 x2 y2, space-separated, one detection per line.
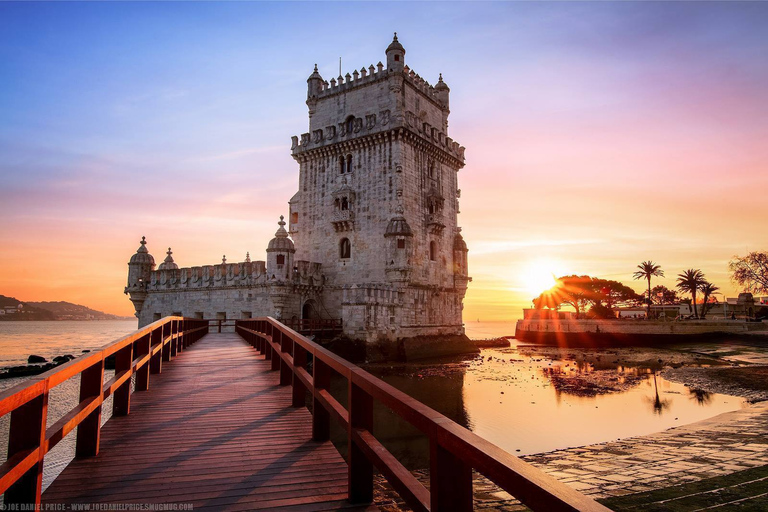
125 35 472 359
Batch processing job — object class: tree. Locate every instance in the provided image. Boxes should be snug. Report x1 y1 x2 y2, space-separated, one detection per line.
533 276 641 318
592 278 643 308
729 251 768 294
651 285 678 305
676 269 706 318
633 261 664 318
698 282 720 319
533 275 597 317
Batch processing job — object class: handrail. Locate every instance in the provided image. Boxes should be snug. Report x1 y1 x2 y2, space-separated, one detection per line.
236 318 610 512
0 316 209 506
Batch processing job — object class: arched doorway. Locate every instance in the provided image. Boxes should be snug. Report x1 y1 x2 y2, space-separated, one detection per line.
302 300 317 320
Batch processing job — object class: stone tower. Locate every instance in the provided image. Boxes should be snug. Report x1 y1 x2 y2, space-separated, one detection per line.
289 34 471 358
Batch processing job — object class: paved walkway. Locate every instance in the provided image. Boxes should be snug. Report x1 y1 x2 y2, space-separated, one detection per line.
43 333 371 511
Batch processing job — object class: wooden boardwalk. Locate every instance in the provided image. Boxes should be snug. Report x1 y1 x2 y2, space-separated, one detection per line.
42 333 372 511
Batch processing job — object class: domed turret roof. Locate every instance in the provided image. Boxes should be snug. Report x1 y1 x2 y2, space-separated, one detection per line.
158 247 179 270
386 32 405 54
267 216 296 252
307 63 323 82
384 207 413 237
453 232 468 252
435 73 449 91
129 236 155 266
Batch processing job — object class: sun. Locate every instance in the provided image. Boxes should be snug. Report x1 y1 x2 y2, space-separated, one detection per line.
520 260 561 298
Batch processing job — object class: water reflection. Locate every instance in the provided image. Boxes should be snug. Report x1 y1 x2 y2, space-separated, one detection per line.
351 345 745 470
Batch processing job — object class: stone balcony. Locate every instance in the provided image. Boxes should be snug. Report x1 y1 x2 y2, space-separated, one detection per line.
332 210 355 232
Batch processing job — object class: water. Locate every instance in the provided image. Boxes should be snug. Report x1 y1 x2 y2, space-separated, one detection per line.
0 321 134 490
0 321 748 488
360 340 746 468
0 320 137 366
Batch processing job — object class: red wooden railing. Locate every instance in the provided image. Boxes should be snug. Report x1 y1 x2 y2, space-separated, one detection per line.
282 318 343 335
236 318 610 512
0 317 208 507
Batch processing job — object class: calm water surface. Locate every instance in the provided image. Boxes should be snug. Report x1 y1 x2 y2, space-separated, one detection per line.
0 321 747 485
0 320 137 365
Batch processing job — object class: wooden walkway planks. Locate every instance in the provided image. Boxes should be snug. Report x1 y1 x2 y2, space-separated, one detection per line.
42 333 373 511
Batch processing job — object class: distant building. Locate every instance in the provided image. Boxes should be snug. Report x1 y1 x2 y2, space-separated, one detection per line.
125 35 472 359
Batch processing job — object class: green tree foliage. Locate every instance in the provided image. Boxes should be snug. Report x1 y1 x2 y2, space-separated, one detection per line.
651 285 679 305
633 261 664 318
533 276 641 318
676 269 706 318
729 251 768 294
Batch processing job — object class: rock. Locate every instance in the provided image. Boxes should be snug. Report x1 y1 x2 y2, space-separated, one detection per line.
28 355 47 364
82 350 90 353
53 354 76 364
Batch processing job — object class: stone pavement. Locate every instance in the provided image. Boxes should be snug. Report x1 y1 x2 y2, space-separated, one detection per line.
521 401 768 500
375 401 768 510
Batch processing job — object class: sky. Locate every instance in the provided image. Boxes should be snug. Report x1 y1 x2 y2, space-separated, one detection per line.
0 1 766 322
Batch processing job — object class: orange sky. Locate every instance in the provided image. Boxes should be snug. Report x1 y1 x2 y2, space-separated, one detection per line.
1 3 766 323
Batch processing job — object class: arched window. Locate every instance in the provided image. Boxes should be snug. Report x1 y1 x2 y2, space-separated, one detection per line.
276 254 285 265
339 155 346 174
341 197 349 211
340 238 351 259
429 241 437 261
428 200 436 214
346 116 355 134
428 161 434 178
346 154 353 172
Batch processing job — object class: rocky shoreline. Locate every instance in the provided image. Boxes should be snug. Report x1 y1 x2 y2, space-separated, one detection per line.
0 350 107 379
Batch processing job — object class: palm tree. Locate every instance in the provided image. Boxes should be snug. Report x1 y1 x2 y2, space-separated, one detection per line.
699 281 720 319
633 261 664 318
676 269 706 318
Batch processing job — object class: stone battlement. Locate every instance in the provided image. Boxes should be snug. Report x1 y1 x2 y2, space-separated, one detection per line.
146 260 323 292
290 108 465 163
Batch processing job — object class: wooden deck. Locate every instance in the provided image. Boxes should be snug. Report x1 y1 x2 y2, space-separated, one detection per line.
42 333 372 511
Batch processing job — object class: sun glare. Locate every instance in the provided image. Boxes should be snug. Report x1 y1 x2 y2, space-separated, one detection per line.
520 260 561 298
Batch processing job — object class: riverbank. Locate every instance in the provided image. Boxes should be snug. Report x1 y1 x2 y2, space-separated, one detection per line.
515 319 768 346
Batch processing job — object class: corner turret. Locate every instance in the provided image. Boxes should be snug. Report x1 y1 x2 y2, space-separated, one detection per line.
386 32 405 73
266 216 295 280
307 64 324 99
125 236 155 317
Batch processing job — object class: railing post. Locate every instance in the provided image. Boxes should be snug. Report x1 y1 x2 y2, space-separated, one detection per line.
76 358 104 458
430 439 473 511
135 333 151 391
270 328 280 371
162 321 172 362
113 343 133 417
170 319 179 358
292 344 307 407
150 326 163 374
280 332 292 386
348 380 374 504
218 319 222 333
4 386 47 507
312 358 331 442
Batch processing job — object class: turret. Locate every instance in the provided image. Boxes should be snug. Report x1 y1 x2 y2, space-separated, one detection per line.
307 64 324 99
125 236 155 317
435 73 450 130
453 230 469 278
158 247 179 270
266 216 295 280
384 206 414 282
386 32 405 73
